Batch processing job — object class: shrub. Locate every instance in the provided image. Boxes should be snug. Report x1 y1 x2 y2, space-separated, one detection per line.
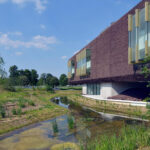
18 98 27 108
18 101 26 108
28 100 35 106
144 97 150 102
12 108 17 115
16 108 22 115
46 85 54 93
3 85 16 92
0 104 6 118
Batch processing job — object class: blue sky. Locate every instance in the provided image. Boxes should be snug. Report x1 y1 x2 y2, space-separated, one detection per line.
0 0 141 78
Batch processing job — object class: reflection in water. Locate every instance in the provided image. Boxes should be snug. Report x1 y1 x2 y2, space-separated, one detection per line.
0 97 147 150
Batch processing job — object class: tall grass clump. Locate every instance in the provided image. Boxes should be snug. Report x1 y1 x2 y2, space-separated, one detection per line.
67 115 75 129
0 104 6 118
80 125 150 150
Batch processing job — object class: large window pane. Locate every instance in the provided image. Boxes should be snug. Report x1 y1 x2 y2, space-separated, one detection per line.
87 84 100 95
131 15 136 62
139 8 146 60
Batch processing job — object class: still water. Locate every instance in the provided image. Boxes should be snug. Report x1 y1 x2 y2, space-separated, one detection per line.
0 97 146 150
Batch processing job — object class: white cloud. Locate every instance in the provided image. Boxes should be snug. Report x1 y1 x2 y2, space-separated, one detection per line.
61 56 67 60
15 51 23 56
0 33 57 50
0 0 7 3
0 0 48 13
40 24 46 29
8 31 22 36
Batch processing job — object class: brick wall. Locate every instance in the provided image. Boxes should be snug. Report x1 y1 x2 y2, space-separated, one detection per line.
69 0 149 84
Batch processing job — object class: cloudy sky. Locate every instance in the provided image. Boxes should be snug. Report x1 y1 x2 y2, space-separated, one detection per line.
0 0 141 77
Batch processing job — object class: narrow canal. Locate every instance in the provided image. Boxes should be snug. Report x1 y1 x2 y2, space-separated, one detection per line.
0 97 147 150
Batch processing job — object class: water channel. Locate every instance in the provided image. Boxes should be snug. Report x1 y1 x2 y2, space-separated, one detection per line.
0 97 147 150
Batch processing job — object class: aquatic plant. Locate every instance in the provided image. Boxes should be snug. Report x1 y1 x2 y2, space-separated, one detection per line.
67 115 75 129
52 120 59 134
80 125 150 150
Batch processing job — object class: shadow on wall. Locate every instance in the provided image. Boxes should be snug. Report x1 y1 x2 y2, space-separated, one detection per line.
108 87 150 101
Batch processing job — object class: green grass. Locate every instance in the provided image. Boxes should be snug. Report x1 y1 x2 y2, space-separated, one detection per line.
59 86 82 90
0 88 79 135
80 125 150 150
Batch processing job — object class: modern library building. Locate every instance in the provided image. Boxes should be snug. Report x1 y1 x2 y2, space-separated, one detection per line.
68 0 150 100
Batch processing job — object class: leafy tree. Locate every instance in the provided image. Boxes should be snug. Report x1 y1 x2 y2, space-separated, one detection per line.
46 73 53 85
50 76 59 88
141 56 150 88
0 56 6 78
59 74 68 86
18 69 25 76
9 65 19 78
18 76 29 86
37 73 47 85
24 69 31 84
31 69 38 85
9 65 19 85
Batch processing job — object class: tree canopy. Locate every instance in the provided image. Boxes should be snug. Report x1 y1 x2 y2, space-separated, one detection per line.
59 74 68 86
0 56 6 78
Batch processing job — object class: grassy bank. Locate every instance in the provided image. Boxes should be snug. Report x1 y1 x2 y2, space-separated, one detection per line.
59 86 82 90
67 94 149 119
0 88 81 135
80 125 150 150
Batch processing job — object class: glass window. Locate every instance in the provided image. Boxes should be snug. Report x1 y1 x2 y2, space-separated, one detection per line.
87 84 100 95
86 60 91 69
131 15 136 62
139 8 146 60
148 22 150 51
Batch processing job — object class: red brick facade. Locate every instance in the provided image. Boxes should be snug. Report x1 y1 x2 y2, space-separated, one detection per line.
69 0 149 85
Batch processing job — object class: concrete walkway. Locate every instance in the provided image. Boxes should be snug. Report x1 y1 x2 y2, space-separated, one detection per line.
83 95 148 107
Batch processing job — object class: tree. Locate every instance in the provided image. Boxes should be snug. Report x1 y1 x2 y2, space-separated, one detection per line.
46 73 53 85
31 69 38 85
50 77 59 88
37 73 47 85
23 69 31 85
0 56 6 78
141 56 150 88
59 74 68 86
9 65 19 85
18 76 29 86
9 65 19 78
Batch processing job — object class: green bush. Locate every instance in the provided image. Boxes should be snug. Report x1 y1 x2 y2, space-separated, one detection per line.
18 101 26 108
46 85 54 93
4 85 16 92
144 97 150 102
59 86 82 90
0 104 6 118
12 108 17 115
16 108 22 115
28 100 35 106
18 98 27 108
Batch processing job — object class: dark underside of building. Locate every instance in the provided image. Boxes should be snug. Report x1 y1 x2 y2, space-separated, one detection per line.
68 0 150 101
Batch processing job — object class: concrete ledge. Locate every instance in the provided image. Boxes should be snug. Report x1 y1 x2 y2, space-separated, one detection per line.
83 95 148 107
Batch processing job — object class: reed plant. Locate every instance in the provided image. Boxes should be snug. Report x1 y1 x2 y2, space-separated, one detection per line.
80 125 150 150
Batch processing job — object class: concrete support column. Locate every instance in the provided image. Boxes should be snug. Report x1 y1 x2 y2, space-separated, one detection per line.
82 84 87 95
